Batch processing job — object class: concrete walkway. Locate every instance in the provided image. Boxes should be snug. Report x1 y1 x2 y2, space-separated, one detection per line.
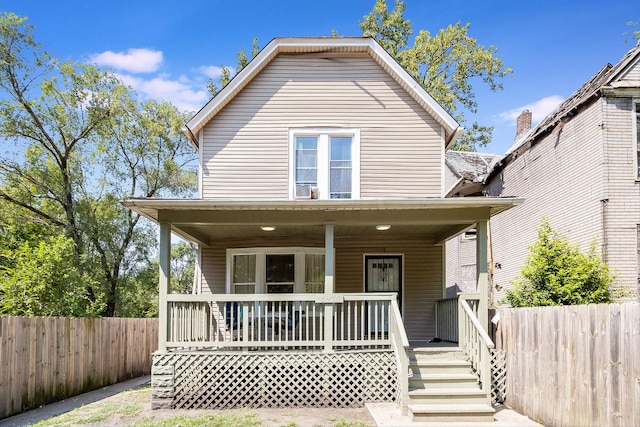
366 402 544 426
0 376 150 427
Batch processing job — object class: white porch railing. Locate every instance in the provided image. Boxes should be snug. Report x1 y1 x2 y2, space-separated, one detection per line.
458 294 494 394
388 299 410 414
163 293 404 352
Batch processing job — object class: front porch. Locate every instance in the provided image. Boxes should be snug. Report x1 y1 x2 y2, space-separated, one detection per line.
150 291 495 422
122 198 522 420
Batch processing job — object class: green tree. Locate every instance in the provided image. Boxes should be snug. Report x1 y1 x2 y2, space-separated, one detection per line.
506 220 616 307
360 0 512 151
0 13 197 317
207 37 260 97
626 19 640 42
170 241 196 294
0 234 101 316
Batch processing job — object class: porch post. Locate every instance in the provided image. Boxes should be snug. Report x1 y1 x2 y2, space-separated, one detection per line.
475 220 489 331
324 224 335 352
324 223 335 294
158 222 171 351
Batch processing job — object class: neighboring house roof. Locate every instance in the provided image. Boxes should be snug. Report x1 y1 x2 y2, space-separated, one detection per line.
445 150 503 197
185 36 461 149
491 43 640 179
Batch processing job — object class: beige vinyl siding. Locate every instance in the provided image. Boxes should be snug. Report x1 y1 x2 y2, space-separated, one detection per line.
201 54 443 200
487 100 606 302
200 235 442 341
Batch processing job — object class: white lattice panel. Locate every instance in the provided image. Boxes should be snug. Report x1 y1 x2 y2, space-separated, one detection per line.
153 350 397 409
491 349 507 403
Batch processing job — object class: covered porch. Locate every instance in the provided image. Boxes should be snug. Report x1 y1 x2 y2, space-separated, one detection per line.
123 198 522 413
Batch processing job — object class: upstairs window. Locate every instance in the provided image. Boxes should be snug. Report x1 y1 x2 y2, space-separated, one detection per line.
290 129 360 200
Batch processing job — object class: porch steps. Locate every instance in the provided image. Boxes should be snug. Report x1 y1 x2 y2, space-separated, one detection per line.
407 347 494 422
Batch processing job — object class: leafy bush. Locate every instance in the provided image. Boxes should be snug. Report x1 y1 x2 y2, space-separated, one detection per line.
506 219 616 307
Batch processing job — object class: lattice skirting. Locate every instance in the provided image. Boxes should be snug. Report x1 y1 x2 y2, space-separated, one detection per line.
491 349 507 403
152 350 398 409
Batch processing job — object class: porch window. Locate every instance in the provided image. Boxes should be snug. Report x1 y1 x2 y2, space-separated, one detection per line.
266 254 295 293
232 254 256 294
305 254 325 293
227 248 325 293
290 129 360 200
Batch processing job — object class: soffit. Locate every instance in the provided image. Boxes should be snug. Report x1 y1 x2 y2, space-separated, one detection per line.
122 197 523 246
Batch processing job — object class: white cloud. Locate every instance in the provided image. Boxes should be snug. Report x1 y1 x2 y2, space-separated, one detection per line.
197 65 225 78
115 73 209 112
498 95 565 124
90 48 163 73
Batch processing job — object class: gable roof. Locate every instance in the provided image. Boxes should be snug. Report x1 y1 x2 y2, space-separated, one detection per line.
185 37 461 149
504 43 640 158
488 43 640 180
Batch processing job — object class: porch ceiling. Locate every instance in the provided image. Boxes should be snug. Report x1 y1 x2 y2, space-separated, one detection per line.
121 198 524 247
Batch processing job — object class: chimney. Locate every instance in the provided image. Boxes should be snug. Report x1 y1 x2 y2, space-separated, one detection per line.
516 110 532 137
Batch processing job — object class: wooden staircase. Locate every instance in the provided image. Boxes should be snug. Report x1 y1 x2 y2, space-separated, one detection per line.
407 347 495 422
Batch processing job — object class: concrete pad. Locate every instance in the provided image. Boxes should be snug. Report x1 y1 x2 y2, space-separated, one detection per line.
366 402 544 427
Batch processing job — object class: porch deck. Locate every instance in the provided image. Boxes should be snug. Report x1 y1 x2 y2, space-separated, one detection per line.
151 292 495 422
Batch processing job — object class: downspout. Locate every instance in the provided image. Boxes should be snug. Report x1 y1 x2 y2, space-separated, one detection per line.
599 97 609 261
601 199 609 263
488 221 495 308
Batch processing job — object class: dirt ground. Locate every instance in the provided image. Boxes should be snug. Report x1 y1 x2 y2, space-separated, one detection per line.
21 381 375 427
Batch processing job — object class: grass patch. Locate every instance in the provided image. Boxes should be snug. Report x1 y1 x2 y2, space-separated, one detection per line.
329 418 372 427
31 400 143 426
130 411 261 427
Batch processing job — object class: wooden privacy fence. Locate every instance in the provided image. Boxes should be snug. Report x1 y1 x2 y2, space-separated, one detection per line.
496 303 640 427
0 316 158 420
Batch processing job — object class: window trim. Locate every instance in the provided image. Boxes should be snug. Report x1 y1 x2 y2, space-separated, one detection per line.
226 247 325 294
288 128 360 200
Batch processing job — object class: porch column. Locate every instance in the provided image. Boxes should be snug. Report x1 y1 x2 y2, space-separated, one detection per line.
324 223 335 294
475 220 489 331
158 222 171 351
324 224 335 352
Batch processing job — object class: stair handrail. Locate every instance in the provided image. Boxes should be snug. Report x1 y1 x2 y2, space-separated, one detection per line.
389 299 410 415
458 297 494 395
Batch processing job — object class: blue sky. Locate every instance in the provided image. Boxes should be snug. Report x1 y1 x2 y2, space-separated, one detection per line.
2 0 638 154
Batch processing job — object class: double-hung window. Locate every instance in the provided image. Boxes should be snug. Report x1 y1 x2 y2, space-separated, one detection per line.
290 129 360 199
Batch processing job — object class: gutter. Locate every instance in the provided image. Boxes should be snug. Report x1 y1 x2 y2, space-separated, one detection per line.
183 125 199 151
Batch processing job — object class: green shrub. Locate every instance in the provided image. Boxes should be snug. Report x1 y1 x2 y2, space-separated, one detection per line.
506 219 616 307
